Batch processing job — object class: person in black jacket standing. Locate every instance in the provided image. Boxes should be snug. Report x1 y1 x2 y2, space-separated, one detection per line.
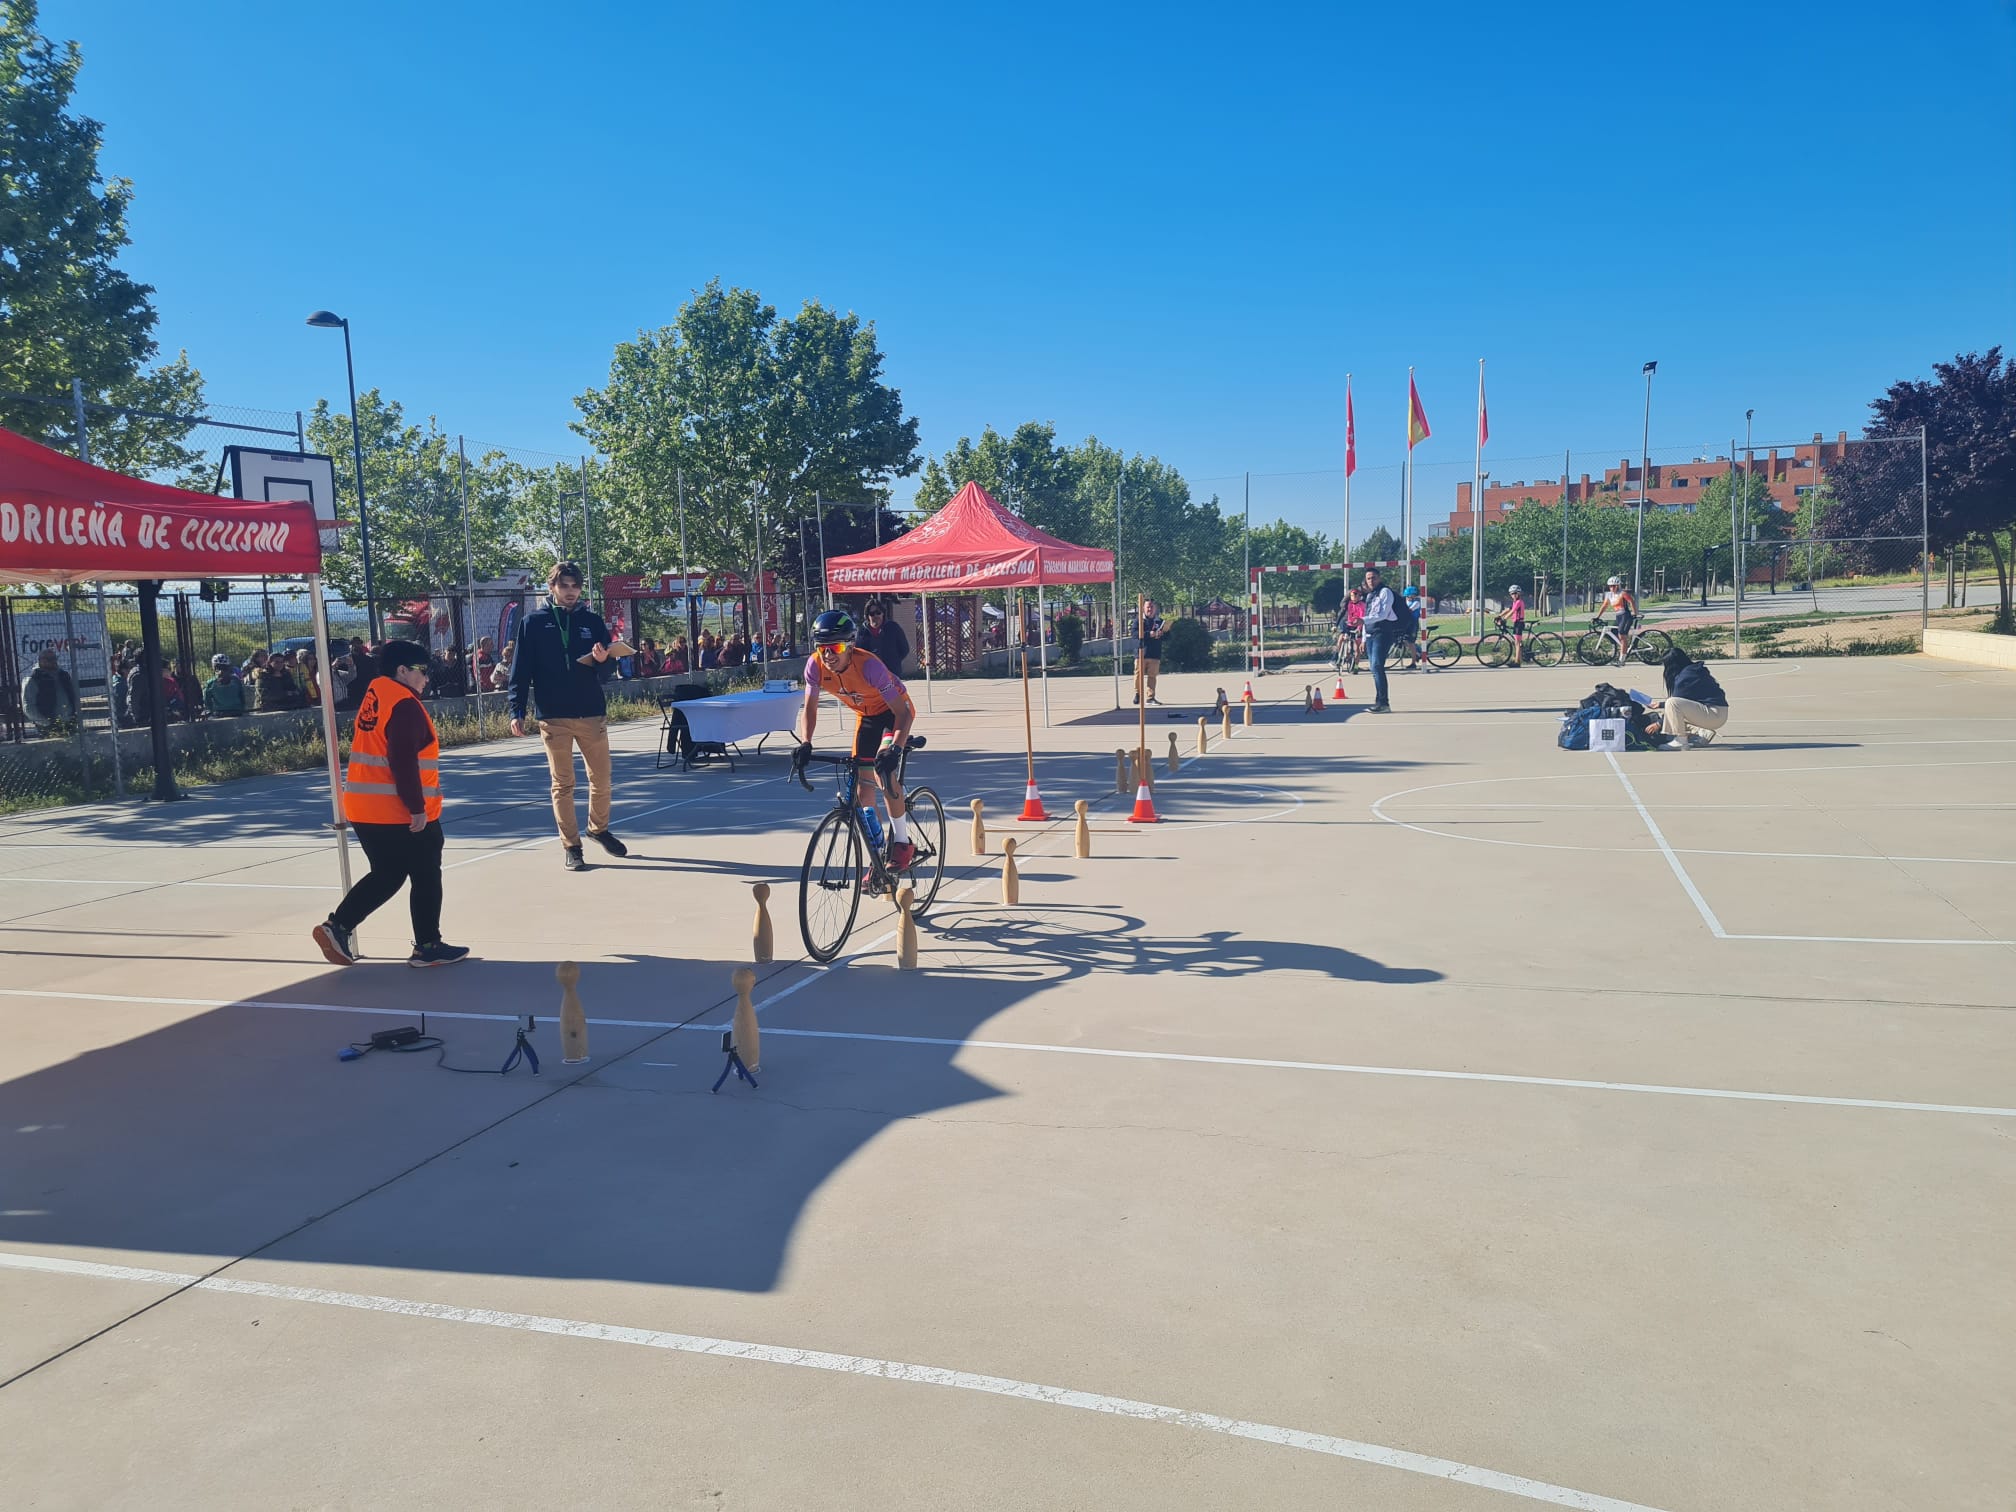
1642 648 1730 749
859 601 910 674
509 562 629 871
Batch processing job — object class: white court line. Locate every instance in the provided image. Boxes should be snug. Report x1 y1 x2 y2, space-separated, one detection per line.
0 1250 1669 1512
1601 753 2010 948
9 987 2010 1118
0 876 337 890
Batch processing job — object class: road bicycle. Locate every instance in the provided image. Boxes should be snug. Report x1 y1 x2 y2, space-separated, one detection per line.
1475 616 1569 668
1577 615 1674 668
1382 623 1462 671
789 738 946 962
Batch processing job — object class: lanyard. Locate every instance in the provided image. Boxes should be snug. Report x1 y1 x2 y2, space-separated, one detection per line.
553 605 574 650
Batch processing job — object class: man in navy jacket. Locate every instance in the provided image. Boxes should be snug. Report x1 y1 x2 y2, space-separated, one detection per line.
508 562 629 872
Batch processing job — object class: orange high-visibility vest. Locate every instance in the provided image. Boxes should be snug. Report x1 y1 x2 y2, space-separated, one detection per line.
343 676 442 825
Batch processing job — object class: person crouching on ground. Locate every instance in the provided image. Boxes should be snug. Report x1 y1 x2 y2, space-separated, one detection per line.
313 639 470 968
1642 648 1729 749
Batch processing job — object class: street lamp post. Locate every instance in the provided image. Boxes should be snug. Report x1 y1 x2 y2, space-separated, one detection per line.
1633 360 1658 602
306 311 379 638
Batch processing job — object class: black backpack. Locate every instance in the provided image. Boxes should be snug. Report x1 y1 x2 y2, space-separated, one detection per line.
1387 595 1419 638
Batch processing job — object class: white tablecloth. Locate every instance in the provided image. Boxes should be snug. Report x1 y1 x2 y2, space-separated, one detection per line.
674 688 801 748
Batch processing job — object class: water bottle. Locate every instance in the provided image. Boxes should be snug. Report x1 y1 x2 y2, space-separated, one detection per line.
857 805 885 853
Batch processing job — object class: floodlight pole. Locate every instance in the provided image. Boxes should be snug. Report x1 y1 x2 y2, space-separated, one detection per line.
323 318 378 638
460 437 482 733
308 575 355 896
1633 361 1657 602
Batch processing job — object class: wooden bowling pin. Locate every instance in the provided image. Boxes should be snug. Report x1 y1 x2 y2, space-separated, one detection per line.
1001 837 1020 905
1243 698 1253 727
1196 716 1208 755
731 965 759 1071
896 885 919 968
751 882 774 964
970 798 987 857
1073 799 1091 858
556 960 588 1064
1116 748 1131 794
1166 731 1180 775
1137 745 1154 789
1222 705 1233 740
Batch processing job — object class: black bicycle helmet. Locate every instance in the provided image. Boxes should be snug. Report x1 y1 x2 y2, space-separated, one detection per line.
811 609 858 644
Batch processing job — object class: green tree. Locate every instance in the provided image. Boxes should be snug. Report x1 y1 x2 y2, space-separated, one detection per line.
307 392 520 607
1244 521 1333 603
573 281 921 588
1352 526 1402 563
1824 348 2016 631
0 1 206 477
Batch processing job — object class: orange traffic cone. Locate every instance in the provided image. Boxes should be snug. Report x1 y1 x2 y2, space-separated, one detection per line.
1016 780 1051 822
1333 675 1347 701
1241 679 1254 703
1126 777 1160 823
1311 687 1324 711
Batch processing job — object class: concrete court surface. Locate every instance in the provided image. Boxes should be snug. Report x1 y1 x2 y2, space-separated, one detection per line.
1 652 2012 1511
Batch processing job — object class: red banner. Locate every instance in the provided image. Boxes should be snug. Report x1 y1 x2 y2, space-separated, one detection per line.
0 427 322 583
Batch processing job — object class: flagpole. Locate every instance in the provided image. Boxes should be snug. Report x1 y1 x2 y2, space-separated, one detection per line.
1471 357 1485 636
1343 372 1353 559
1403 368 1415 590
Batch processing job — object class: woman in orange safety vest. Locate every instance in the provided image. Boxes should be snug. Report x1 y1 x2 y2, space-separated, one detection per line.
312 640 470 969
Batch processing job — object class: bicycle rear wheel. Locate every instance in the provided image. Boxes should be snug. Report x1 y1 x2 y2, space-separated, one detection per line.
799 808 864 963
900 785 946 917
1475 633 1512 668
1527 631 1567 667
1384 639 1416 671
1577 633 1618 667
1632 629 1674 664
1424 635 1462 668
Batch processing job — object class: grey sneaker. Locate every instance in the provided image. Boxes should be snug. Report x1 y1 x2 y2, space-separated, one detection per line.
408 941 471 968
563 846 586 871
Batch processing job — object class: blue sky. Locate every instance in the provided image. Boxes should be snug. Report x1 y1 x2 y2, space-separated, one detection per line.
54 0 2016 533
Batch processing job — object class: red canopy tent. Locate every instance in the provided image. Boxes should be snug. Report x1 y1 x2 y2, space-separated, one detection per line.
0 426 350 883
824 481 1117 718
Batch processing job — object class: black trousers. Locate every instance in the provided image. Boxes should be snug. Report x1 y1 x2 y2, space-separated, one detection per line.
332 820 445 947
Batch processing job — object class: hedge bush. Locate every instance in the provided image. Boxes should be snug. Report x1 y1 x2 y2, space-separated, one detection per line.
1160 617 1214 671
1055 614 1084 663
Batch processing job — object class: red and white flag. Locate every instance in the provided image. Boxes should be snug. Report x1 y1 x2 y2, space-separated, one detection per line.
1345 379 1357 477
1477 363 1490 449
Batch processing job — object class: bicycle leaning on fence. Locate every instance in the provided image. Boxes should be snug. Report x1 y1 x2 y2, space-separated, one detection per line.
1577 615 1674 668
1384 622 1463 671
789 738 946 962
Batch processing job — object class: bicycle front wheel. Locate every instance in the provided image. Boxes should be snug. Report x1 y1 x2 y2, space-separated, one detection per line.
1384 640 1416 671
1475 633 1512 668
1424 635 1462 668
1577 633 1618 667
1632 629 1675 665
1527 631 1567 667
900 785 947 917
799 808 864 963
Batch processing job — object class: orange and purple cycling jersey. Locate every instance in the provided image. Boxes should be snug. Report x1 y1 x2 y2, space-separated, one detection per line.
804 649 912 718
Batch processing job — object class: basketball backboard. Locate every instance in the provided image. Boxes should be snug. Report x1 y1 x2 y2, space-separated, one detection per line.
225 446 341 549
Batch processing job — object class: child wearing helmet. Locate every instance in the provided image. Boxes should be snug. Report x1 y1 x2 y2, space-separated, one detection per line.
1600 575 1637 662
1504 585 1527 666
1401 586 1436 671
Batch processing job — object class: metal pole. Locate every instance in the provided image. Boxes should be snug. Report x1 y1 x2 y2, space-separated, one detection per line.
72 379 124 798
1920 424 1931 637
459 437 482 736
677 466 694 651
816 491 831 610
1743 411 1754 615
308 575 355 896
296 410 306 453
1471 357 1485 635
1729 440 1742 659
1114 468 1124 707
1634 361 1655 602
1560 449 1571 623
1036 580 1050 726
338 321 379 639
921 593 934 712
579 456 596 612
1343 371 1353 559
753 487 768 678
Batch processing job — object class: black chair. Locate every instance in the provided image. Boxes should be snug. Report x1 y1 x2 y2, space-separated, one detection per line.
657 683 729 771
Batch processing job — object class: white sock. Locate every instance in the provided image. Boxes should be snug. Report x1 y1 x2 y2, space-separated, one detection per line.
890 814 910 844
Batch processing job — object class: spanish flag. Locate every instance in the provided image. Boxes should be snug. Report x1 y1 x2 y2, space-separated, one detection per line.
1408 373 1432 450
